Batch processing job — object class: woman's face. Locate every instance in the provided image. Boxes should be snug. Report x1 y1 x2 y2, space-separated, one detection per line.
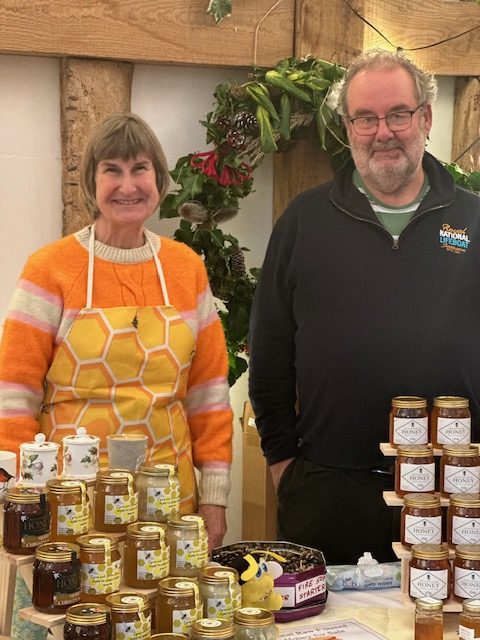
94 154 159 229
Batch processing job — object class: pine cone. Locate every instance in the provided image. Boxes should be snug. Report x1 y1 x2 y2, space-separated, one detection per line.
226 129 246 149
233 111 258 134
179 202 209 223
215 116 232 134
230 245 247 278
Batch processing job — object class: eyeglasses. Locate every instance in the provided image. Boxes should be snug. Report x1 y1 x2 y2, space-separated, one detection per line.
348 103 425 135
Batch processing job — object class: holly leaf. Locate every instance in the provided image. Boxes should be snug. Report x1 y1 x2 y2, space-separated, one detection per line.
206 0 232 24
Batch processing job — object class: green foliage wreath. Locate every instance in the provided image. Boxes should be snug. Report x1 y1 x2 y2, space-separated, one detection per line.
161 55 480 385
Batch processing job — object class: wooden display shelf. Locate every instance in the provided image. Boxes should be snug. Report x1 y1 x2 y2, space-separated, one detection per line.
383 491 450 507
380 442 480 457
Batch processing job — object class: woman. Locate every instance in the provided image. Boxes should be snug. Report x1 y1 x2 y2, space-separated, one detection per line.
0 113 233 547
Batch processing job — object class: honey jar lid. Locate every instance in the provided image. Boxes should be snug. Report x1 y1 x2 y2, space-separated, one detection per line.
20 432 59 452
151 635 189 640
199 566 239 585
168 514 205 530
463 599 480 613
5 487 46 504
191 619 234 638
105 593 149 613
415 597 443 612
449 493 480 508
76 534 119 551
96 468 134 483
63 427 100 445
433 396 469 408
455 544 480 560
403 493 441 508
65 603 109 625
138 463 177 476
126 522 166 539
46 478 86 494
411 543 449 560
158 577 197 597
35 542 79 563
233 607 275 627
442 444 479 457
391 396 427 409
396 444 433 457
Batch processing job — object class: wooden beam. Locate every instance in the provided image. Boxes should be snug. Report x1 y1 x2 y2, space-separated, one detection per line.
451 76 480 172
0 0 294 68
362 0 480 76
60 58 133 235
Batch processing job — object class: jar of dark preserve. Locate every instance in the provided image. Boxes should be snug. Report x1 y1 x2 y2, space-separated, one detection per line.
33 542 81 613
454 545 480 601
389 396 428 447
3 487 50 554
395 445 435 497
409 544 451 601
64 603 112 640
448 493 480 547
401 493 442 547
431 396 471 449
440 445 480 497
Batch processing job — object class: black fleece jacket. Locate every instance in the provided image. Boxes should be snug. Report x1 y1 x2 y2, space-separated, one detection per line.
249 153 480 468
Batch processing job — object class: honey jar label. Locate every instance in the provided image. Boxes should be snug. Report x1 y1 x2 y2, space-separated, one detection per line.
437 418 471 445
146 485 180 517
393 418 428 445
114 613 151 640
104 493 138 524
81 559 121 595
459 624 477 640
454 567 480 599
444 465 480 494
206 596 234 620
175 538 208 569
452 516 480 545
52 569 81 608
172 608 197 634
400 463 435 492
404 515 442 545
57 504 89 536
136 548 169 581
410 567 449 599
21 512 50 548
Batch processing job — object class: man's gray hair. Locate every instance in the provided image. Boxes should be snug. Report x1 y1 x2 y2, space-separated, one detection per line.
338 48 438 116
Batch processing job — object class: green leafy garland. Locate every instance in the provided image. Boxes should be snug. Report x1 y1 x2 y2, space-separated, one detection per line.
161 55 480 385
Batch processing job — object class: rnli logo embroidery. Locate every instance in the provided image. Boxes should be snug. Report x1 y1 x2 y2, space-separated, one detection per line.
439 224 470 254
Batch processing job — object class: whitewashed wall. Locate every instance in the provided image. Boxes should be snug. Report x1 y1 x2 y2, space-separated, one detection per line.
0 53 455 542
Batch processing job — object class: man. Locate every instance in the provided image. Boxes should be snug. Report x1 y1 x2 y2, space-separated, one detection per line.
248 49 480 565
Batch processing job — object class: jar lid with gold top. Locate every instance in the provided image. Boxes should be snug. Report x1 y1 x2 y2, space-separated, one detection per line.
168 514 205 530
397 445 434 457
411 543 449 560
391 396 427 409
151 635 189 640
443 444 479 457
35 541 79 562
158 577 198 597
138 463 177 476
404 493 441 508
96 468 135 483
450 493 480 508
199 566 239 585
46 478 86 494
192 618 234 638
455 544 480 560
65 603 110 625
434 396 470 408
463 598 480 613
415 597 443 612
126 522 166 539
233 607 275 627
6 487 47 504
105 592 149 613
76 534 119 552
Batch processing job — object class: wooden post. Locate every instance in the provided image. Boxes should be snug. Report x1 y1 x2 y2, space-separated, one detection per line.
60 58 133 235
451 77 480 173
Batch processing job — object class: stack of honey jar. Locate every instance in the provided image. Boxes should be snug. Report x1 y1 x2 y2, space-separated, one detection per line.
1 440 278 640
390 395 480 637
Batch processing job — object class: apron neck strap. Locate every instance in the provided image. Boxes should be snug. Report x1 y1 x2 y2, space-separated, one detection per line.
87 225 170 308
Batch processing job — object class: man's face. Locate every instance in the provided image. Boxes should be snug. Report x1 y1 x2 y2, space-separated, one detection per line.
345 66 432 197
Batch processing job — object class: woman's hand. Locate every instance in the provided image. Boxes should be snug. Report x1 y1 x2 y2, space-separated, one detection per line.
198 503 227 553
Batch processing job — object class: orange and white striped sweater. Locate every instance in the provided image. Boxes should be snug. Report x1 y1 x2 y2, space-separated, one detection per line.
0 227 233 506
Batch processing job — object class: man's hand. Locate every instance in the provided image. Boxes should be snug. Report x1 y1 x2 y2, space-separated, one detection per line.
197 503 227 553
270 458 295 491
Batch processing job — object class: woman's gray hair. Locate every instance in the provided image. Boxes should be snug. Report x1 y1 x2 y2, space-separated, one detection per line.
338 48 438 116
80 112 171 219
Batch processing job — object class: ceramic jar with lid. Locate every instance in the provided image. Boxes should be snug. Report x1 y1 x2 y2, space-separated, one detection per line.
62 427 100 479
20 433 59 486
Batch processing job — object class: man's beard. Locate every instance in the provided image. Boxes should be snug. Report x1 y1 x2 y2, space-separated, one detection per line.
350 137 426 196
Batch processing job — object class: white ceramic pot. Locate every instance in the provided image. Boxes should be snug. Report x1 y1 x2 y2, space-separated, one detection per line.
62 427 100 479
19 433 59 486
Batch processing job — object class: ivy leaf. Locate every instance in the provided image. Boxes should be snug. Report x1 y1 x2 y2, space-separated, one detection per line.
206 0 232 24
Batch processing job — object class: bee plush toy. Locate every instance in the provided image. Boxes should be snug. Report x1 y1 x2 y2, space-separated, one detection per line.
233 550 285 611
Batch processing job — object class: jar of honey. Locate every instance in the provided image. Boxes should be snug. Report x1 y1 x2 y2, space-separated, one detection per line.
93 469 138 532
32 542 81 613
448 493 480 546
191 619 235 640
431 396 471 449
64 603 112 640
77 534 121 604
136 463 180 522
105 593 151 640
409 544 451 601
156 577 202 635
123 522 169 589
389 396 429 447
199 567 241 621
167 515 209 577
454 545 480 601
414 597 443 640
401 493 442 547
459 599 480 639
394 446 435 497
233 607 278 640
3 487 50 554
440 445 480 497
47 478 90 543
151 635 187 640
